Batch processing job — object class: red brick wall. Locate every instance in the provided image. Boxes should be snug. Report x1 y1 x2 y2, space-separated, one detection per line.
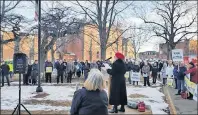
64 34 84 61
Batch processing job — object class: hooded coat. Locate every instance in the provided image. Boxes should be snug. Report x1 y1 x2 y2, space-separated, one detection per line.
107 59 127 105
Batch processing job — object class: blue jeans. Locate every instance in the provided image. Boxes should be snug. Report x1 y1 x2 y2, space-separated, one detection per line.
177 80 185 91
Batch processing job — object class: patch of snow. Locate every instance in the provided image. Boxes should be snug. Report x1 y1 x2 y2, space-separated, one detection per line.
1 85 168 114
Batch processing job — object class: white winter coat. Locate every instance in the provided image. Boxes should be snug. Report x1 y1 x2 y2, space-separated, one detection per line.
166 65 174 78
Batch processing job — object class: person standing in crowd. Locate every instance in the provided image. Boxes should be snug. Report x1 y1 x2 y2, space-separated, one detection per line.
70 69 108 115
8 62 13 82
0 61 10 86
75 61 82 79
166 61 174 78
57 60 66 84
31 60 38 85
107 52 127 113
63 59 67 79
158 60 163 80
80 61 85 76
184 62 197 100
66 62 73 83
152 62 158 84
173 62 179 89
140 60 144 75
132 61 140 85
175 62 187 95
45 60 53 83
127 59 133 84
23 61 32 85
142 61 151 87
161 62 168 85
166 60 174 86
83 60 90 81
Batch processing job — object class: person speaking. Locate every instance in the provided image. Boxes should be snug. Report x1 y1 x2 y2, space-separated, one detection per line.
107 52 127 113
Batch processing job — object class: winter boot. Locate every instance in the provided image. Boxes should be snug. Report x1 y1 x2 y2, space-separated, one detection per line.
118 105 125 112
175 90 181 95
109 105 118 113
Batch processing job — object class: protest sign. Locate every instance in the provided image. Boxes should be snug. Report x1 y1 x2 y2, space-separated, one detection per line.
131 72 140 82
172 49 183 62
46 67 53 73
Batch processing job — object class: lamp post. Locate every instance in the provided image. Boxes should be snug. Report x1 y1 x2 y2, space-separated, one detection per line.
36 0 43 92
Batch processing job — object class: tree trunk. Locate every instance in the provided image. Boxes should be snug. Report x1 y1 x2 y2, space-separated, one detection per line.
134 52 137 61
14 37 20 54
89 38 92 62
101 47 106 60
51 49 55 62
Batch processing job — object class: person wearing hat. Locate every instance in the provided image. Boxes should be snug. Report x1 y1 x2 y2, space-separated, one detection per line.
107 52 127 113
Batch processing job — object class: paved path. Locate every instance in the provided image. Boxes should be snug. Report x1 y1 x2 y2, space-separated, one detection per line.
167 87 198 114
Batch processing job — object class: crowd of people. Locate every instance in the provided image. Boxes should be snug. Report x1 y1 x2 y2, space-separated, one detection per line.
0 51 197 114
70 52 197 114
0 58 108 86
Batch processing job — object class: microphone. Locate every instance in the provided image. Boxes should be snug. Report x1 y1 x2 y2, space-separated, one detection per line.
105 57 112 61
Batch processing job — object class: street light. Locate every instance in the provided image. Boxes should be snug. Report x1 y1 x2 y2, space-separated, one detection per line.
36 0 43 92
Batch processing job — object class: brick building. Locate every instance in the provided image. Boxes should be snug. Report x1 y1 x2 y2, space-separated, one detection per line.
63 24 124 62
1 31 57 62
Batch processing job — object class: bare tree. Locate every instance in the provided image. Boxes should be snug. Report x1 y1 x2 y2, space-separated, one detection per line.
126 26 151 60
31 5 82 72
0 0 21 61
140 0 197 59
74 1 133 60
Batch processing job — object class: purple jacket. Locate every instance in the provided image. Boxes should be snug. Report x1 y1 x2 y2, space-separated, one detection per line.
70 87 108 115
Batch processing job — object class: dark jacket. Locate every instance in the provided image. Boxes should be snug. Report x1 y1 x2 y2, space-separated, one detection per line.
173 66 178 79
27 64 32 76
107 59 127 105
159 62 163 72
152 66 158 77
132 65 140 72
185 67 198 83
31 63 38 79
70 87 108 115
56 63 66 75
0 64 10 75
177 66 187 80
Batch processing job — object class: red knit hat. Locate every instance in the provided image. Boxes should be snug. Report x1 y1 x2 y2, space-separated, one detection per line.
115 52 125 60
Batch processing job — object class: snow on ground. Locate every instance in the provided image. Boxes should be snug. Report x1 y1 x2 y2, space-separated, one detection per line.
1 82 168 114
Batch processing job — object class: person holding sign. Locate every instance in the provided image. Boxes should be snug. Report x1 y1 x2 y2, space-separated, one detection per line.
131 61 140 85
45 60 53 83
107 52 127 113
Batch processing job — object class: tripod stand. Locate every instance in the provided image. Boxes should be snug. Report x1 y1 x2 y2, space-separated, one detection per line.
12 74 31 115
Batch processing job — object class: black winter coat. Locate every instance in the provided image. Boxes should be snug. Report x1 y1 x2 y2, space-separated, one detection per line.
56 63 66 75
178 66 187 80
152 66 158 77
132 65 140 72
107 59 127 105
0 64 10 75
70 87 108 115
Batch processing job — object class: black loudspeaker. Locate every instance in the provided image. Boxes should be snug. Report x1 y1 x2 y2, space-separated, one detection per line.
13 53 28 74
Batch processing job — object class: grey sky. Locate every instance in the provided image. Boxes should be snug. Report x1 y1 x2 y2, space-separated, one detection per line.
6 1 197 52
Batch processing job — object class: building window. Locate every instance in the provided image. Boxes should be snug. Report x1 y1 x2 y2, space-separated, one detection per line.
97 51 99 59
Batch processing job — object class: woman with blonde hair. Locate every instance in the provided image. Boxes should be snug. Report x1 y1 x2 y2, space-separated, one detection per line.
70 69 108 115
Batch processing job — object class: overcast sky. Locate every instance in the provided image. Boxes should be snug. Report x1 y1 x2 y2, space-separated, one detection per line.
6 1 197 52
